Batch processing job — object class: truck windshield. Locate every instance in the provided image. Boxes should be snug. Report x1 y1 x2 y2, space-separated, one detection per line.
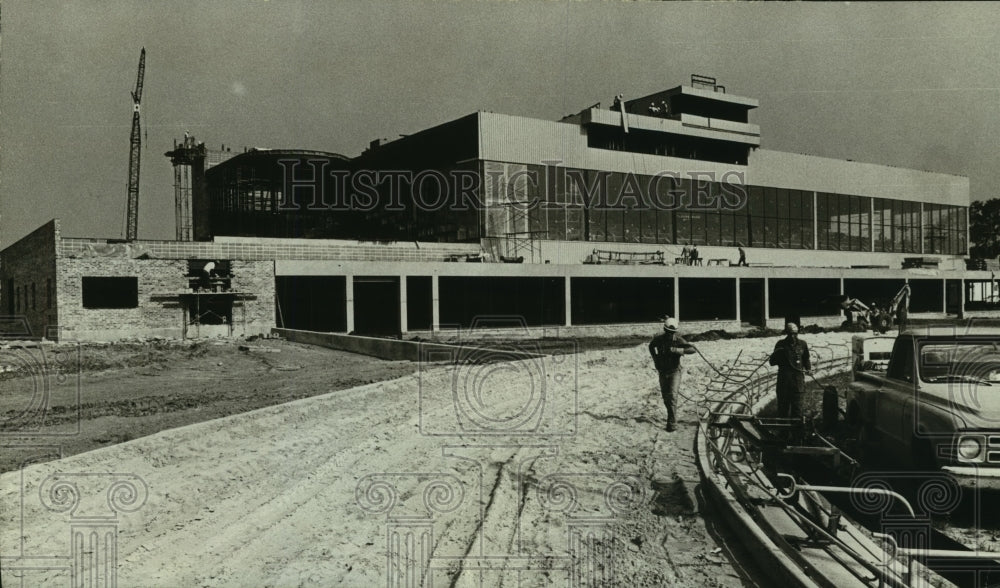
919 340 1000 385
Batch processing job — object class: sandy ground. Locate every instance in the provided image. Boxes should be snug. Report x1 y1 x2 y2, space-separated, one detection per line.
1 332 856 587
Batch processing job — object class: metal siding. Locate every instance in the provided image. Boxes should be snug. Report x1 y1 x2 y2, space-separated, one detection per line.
479 112 747 179
748 149 969 206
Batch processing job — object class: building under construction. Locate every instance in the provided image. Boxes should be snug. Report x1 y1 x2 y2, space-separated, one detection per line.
2 76 997 341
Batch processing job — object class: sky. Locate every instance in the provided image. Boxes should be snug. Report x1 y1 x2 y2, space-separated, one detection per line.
2 1 999 246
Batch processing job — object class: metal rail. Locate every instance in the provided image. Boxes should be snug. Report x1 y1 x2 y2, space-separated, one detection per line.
775 473 916 518
696 344 916 588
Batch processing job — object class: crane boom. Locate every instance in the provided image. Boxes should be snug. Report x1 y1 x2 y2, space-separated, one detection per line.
125 48 145 241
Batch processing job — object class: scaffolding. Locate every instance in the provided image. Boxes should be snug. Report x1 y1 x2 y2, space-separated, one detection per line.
165 135 206 241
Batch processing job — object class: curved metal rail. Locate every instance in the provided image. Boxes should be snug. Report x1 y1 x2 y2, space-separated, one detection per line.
694 343 920 588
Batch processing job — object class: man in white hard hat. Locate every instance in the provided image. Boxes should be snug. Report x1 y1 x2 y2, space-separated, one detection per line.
648 317 696 432
769 322 812 418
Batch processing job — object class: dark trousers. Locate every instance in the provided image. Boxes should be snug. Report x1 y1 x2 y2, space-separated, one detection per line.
658 369 681 425
776 371 805 418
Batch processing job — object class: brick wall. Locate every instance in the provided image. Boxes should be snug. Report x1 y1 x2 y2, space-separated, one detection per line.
0 220 60 338
231 260 276 336
56 258 188 341
58 238 480 262
56 258 277 341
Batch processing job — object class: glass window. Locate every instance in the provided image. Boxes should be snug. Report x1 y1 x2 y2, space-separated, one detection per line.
764 215 778 248
640 209 657 244
548 208 566 241
622 208 641 243
689 210 707 245
706 210 721 246
589 208 606 241
656 207 673 244
675 209 691 245
606 209 623 242
566 208 583 241
734 205 749 248
720 210 735 247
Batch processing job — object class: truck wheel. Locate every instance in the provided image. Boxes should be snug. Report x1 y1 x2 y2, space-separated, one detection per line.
874 314 891 334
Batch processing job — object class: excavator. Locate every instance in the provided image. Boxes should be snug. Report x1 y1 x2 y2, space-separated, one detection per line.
839 284 910 334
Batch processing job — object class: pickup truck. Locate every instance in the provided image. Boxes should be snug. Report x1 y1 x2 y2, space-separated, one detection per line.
847 327 1000 489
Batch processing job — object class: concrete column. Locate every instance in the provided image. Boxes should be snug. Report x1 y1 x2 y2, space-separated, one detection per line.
813 192 819 250
345 275 355 333
673 276 680 320
960 279 966 318
399 276 408 334
763 278 770 322
735 277 741 323
431 275 440 332
920 202 925 255
870 198 876 252
564 276 572 327
839 278 845 316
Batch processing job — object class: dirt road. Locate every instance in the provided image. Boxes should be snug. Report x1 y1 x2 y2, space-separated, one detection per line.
1 332 854 587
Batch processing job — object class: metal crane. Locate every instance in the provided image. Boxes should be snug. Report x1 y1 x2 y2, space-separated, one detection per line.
125 48 145 241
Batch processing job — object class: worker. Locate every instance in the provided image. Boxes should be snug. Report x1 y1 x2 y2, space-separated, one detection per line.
690 245 701 266
681 243 691 265
736 245 748 267
649 317 696 432
200 260 217 291
769 323 812 419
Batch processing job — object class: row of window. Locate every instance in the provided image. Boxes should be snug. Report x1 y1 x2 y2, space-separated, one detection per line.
484 163 968 254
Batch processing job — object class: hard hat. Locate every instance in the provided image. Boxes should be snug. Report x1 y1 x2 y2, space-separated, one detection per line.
664 318 679 331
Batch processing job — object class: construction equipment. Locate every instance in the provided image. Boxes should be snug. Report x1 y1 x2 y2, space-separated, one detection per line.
839 284 911 334
125 48 146 241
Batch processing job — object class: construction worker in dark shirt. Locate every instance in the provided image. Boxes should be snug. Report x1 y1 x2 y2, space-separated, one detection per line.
649 317 696 431
769 322 812 418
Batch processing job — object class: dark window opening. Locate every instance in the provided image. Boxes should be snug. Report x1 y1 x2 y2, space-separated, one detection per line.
81 277 139 309
31 283 36 311
189 296 233 325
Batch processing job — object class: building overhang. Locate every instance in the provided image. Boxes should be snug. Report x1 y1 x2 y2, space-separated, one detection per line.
582 107 761 147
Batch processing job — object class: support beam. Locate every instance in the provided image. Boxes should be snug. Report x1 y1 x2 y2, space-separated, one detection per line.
345 275 355 333
813 192 819 251
960 279 966 318
763 278 770 322
735 277 741 323
839 278 845 316
399 275 408 334
431 275 440 332
564 276 572 327
673 277 680 320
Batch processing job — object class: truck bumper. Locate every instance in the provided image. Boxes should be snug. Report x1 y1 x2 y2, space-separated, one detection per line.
941 466 1000 490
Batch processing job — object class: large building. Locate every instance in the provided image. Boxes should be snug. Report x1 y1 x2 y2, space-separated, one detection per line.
3 77 997 341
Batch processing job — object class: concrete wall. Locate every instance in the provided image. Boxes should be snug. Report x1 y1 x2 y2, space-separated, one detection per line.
476 113 969 208
0 220 60 338
748 149 970 206
536 240 966 270
273 328 545 362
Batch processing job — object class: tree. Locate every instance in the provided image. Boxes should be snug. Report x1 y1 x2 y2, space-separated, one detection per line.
969 198 1000 259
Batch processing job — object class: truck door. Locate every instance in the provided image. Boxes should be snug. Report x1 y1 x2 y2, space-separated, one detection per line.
878 337 917 449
